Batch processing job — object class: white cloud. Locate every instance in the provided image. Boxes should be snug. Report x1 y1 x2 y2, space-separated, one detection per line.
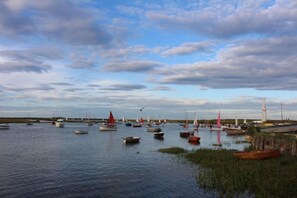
103 60 162 72
154 36 297 90
161 42 212 56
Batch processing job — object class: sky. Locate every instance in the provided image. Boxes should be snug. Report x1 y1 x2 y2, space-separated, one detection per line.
0 0 297 121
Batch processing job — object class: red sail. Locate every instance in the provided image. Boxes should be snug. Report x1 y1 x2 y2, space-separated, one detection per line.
217 111 221 128
108 111 115 125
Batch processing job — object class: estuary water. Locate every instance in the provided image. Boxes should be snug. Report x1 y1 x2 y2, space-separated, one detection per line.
0 123 248 198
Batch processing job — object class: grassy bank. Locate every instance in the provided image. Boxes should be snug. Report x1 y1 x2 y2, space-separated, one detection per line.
158 147 297 197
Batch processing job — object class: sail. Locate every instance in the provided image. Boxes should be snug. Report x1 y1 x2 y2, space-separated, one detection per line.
217 111 221 128
107 111 115 125
193 113 198 126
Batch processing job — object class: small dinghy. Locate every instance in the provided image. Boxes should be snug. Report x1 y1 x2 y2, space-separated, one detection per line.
233 149 280 160
154 132 164 139
123 136 140 144
74 130 88 135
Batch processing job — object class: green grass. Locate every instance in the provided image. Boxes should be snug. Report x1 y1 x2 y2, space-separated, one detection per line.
158 147 297 197
157 147 187 154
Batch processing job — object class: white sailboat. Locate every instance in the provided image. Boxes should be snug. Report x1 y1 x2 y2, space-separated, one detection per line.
193 112 199 131
85 113 93 126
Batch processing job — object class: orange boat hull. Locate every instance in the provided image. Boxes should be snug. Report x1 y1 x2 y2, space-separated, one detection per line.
188 136 200 143
234 149 280 160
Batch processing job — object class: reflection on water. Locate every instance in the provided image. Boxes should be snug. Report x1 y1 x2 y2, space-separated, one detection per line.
0 123 248 197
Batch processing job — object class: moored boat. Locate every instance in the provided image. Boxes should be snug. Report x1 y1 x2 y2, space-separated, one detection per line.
154 132 164 139
123 136 140 144
132 123 142 127
74 130 88 135
147 127 162 132
99 123 118 131
188 135 200 143
0 123 10 130
99 111 118 131
180 131 194 138
26 121 33 125
85 121 93 126
233 149 281 160
55 119 64 128
125 122 132 127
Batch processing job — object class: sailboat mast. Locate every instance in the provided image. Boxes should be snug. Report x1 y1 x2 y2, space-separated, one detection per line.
281 103 283 121
217 111 221 128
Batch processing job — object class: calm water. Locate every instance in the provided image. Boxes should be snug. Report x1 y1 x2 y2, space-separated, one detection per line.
0 123 248 198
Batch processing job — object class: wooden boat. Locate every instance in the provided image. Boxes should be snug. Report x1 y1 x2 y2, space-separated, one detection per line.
188 135 200 143
180 131 194 138
99 111 118 131
123 136 140 144
233 149 280 160
154 132 164 139
74 130 88 135
225 129 246 136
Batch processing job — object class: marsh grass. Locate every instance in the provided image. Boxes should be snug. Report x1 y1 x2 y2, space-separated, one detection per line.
157 147 187 154
159 147 297 197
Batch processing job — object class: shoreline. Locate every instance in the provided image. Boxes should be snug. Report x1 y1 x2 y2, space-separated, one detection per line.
158 147 297 197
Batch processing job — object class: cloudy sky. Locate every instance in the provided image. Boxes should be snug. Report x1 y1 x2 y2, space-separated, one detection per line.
0 0 296 120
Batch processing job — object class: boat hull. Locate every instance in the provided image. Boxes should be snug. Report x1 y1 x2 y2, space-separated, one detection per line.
123 136 140 144
225 129 246 136
99 125 118 131
85 122 93 126
154 132 164 139
55 123 64 128
75 130 88 135
188 136 200 143
234 149 281 160
0 124 9 130
147 127 162 132
180 131 194 138
55 119 64 128
125 123 132 127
